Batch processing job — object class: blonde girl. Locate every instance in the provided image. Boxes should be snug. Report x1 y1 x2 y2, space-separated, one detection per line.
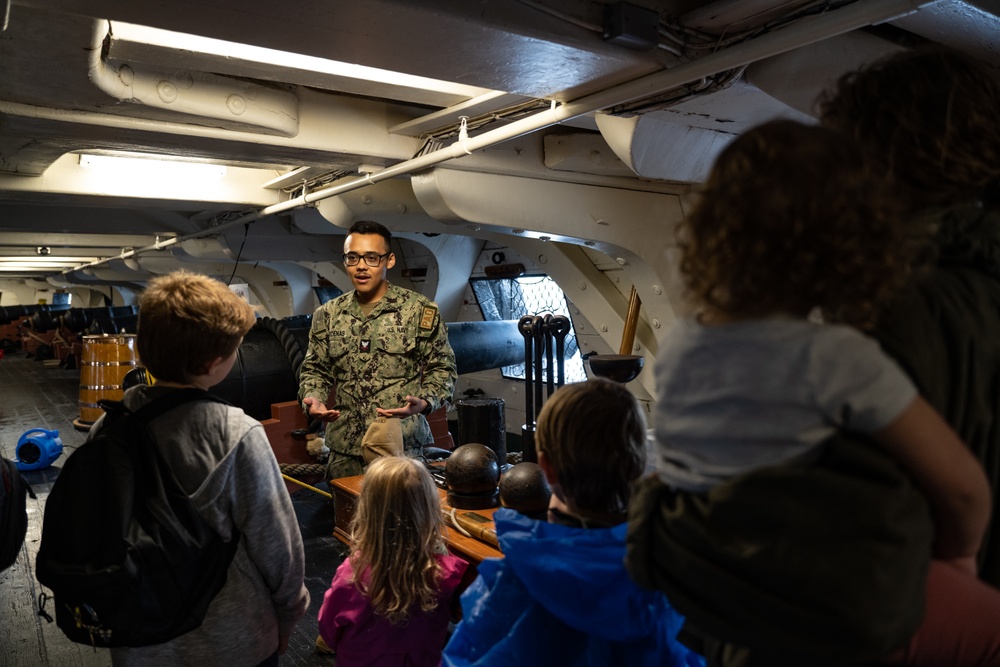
317 456 468 666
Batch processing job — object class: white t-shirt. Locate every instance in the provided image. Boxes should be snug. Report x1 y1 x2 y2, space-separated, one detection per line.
653 317 917 492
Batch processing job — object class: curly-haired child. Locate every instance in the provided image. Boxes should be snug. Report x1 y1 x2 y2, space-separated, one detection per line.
317 456 468 667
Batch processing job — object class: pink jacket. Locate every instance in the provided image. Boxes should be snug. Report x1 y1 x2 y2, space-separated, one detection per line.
318 553 468 667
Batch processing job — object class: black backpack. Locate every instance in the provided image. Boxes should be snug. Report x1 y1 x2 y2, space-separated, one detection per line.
36 389 241 648
1 456 35 572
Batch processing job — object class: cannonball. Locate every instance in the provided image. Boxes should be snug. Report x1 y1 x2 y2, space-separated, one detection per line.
499 462 551 518
445 443 500 495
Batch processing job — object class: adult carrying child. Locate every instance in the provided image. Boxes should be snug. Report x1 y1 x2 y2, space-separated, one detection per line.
627 120 1000 666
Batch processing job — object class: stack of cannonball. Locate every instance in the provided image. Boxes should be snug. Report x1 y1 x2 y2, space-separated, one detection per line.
445 443 501 510
499 462 551 520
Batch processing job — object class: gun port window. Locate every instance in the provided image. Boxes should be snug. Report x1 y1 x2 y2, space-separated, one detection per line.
470 275 586 383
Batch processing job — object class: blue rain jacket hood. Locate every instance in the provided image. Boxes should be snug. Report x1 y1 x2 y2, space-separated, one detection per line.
442 508 704 667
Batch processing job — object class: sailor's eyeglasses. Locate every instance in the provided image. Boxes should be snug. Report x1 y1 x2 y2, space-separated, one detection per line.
343 252 390 267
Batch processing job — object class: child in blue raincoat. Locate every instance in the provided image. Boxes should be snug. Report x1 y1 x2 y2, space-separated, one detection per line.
442 378 703 667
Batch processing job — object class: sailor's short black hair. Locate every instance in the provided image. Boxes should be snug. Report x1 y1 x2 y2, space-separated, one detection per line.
348 220 392 248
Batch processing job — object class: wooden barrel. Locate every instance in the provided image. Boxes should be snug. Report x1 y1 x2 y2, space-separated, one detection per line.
78 334 138 424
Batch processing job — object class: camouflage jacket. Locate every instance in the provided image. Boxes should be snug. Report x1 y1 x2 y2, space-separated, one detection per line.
298 283 457 457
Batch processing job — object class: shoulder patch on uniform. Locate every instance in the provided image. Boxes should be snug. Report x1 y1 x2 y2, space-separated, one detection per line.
419 306 436 331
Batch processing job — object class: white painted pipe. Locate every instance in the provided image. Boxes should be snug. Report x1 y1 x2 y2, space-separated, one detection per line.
291 0 931 200
87 21 299 137
68 0 930 274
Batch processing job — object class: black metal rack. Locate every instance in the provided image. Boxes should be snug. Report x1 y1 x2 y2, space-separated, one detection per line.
518 314 570 462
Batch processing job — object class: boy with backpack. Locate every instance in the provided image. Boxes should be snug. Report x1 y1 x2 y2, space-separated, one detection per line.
39 271 309 666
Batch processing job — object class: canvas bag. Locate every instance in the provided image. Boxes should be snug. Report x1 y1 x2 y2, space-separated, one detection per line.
35 389 240 648
361 416 404 464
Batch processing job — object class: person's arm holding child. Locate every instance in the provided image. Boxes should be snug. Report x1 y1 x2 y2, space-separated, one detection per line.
874 396 992 574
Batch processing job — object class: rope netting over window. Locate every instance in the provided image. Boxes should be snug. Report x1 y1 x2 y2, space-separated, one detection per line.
470 275 586 383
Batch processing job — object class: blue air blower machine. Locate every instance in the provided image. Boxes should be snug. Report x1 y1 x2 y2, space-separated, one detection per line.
15 428 64 471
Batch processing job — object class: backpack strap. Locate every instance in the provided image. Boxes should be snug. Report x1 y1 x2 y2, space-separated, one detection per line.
98 389 230 427
134 388 229 425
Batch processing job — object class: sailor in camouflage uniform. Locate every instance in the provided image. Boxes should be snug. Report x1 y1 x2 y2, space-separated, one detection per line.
298 220 457 481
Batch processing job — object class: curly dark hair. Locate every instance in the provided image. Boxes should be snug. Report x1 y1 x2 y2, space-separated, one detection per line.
818 46 1000 214
678 119 906 328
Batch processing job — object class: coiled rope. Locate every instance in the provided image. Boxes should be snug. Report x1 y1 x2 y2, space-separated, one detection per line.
279 462 327 477
255 317 307 379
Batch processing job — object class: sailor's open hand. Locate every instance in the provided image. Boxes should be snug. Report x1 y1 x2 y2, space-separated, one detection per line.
376 395 428 418
303 397 341 422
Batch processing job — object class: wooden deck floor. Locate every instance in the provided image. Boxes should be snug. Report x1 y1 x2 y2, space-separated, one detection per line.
0 350 347 667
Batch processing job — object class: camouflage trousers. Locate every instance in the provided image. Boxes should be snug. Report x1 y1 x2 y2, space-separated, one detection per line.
325 452 365 482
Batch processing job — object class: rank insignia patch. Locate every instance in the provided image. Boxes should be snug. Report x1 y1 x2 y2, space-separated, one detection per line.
360 339 371 353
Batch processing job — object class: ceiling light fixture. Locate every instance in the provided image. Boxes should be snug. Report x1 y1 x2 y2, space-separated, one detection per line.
110 21 488 99
0 265 88 272
79 153 228 179
0 256 101 271
0 256 100 264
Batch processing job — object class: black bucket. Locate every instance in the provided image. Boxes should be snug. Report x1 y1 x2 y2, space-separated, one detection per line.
456 397 507 463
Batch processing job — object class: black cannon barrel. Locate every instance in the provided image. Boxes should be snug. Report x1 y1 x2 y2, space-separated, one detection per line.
447 320 525 375
0 305 28 324
61 307 105 333
85 305 139 335
28 304 71 332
